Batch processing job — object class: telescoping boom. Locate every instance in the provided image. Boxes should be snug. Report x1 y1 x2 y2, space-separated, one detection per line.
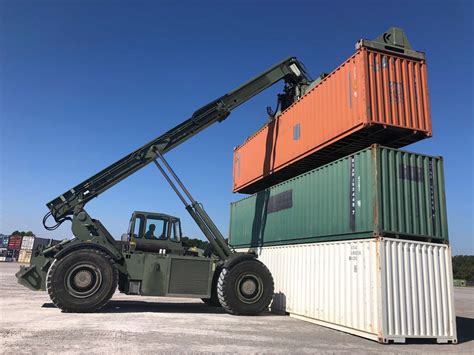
45 57 311 229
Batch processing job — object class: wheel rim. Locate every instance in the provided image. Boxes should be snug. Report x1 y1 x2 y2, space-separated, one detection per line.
65 263 103 299
235 272 264 304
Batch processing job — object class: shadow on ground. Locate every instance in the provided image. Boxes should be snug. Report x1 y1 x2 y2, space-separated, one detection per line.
42 300 281 316
42 300 472 343
456 316 474 344
101 301 226 314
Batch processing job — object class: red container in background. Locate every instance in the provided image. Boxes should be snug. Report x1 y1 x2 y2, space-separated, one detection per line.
7 235 22 250
233 46 432 194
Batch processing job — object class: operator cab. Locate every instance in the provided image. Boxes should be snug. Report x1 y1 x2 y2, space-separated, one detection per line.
126 211 184 254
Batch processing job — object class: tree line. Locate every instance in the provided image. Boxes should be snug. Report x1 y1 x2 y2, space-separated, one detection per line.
10 231 35 237
181 236 211 250
452 255 474 281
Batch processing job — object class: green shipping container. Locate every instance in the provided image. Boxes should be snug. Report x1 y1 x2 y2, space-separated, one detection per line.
229 145 448 248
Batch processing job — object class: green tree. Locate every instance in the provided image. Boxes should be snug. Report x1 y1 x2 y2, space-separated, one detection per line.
10 230 36 237
452 255 474 281
181 236 210 251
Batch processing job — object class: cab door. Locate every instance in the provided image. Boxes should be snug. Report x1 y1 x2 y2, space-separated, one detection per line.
131 215 170 253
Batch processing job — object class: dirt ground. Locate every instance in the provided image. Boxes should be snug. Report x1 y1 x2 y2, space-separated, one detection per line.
1 262 473 354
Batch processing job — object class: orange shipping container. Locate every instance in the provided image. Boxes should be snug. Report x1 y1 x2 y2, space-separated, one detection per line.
233 41 432 194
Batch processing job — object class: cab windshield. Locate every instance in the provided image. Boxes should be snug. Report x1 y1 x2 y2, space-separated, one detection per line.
143 217 168 240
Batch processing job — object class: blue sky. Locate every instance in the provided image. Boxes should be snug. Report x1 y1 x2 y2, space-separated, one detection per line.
0 0 472 255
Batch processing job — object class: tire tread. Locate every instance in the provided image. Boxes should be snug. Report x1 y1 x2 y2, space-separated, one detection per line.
46 249 118 313
217 259 273 315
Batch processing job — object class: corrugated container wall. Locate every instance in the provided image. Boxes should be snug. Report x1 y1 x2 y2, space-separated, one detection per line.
18 250 32 264
229 146 448 248
0 235 9 248
7 249 19 261
240 238 456 343
233 47 431 194
20 236 35 250
7 235 22 250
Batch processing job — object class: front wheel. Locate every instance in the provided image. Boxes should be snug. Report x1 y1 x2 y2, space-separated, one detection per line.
46 249 118 312
217 259 274 315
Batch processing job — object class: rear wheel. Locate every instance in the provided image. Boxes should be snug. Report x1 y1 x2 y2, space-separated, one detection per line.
217 259 274 315
46 249 118 312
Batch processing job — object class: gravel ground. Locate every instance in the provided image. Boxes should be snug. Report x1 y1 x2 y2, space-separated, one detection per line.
1 262 473 354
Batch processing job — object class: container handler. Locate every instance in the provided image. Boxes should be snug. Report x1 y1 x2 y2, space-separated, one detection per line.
16 57 311 315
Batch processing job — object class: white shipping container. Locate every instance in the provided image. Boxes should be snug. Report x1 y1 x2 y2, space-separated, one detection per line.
20 236 35 250
242 237 457 344
18 250 32 264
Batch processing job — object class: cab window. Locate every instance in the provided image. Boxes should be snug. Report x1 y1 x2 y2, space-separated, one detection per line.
170 221 181 242
144 217 168 240
131 215 144 239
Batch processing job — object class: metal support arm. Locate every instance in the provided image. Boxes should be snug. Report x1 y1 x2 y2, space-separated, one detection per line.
152 150 232 260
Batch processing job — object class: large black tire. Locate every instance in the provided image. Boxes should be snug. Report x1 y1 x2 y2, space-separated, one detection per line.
217 259 274 315
201 266 222 307
46 249 118 313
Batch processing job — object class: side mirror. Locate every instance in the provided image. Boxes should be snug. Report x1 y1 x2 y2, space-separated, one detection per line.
121 233 130 242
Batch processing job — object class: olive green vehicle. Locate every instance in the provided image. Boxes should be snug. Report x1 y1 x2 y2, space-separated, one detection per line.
16 56 312 315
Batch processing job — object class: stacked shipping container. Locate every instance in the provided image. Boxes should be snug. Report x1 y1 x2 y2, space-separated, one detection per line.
20 236 35 250
18 236 34 264
233 40 431 194
18 237 51 264
229 28 457 343
6 235 22 261
247 238 456 343
0 235 8 248
7 235 22 250
0 235 52 263
230 146 448 248
0 235 8 261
